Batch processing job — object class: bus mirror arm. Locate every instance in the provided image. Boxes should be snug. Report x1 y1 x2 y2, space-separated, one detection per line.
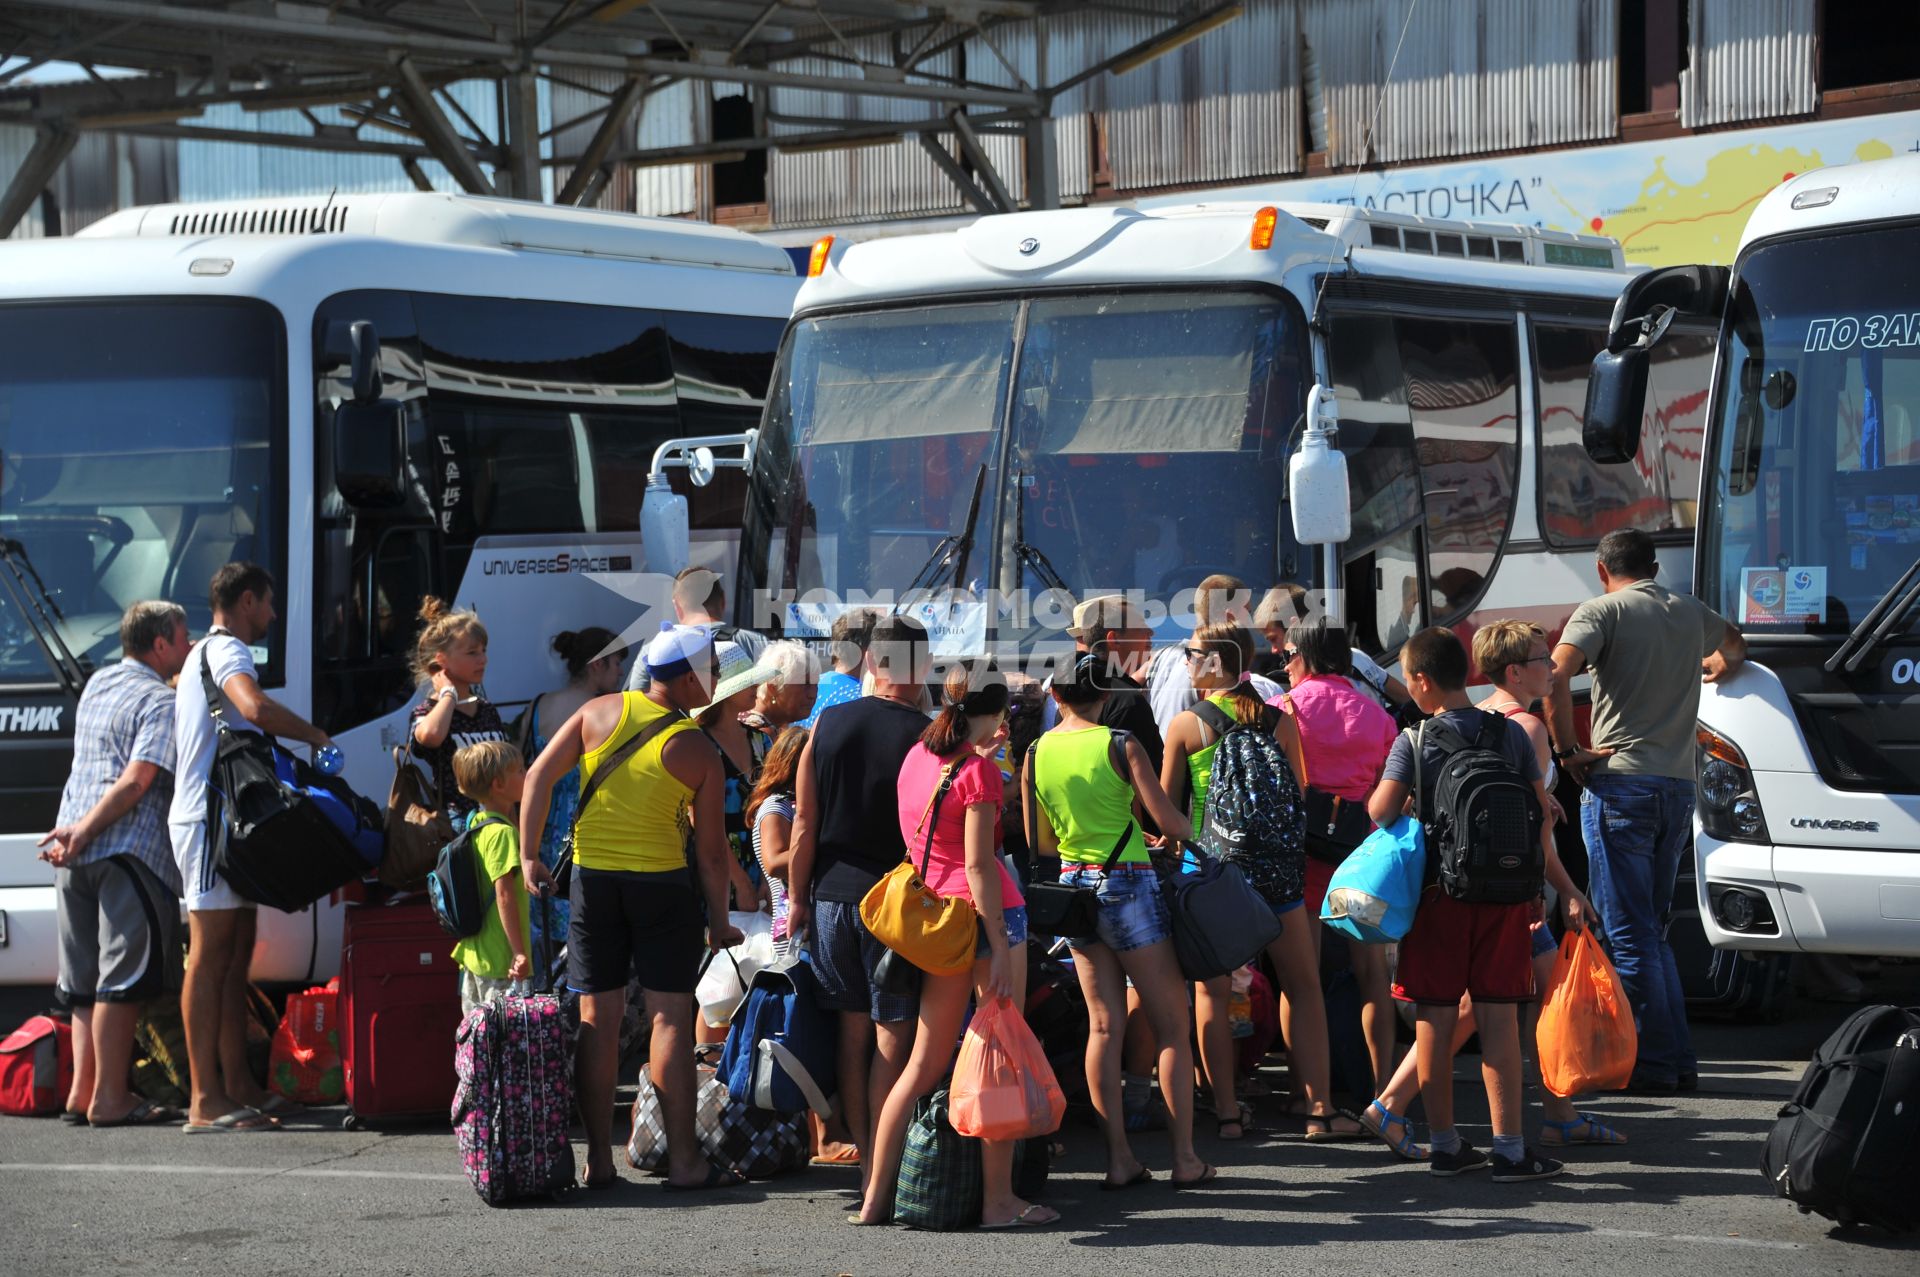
640 430 759 575
348 320 383 403
1585 264 1730 466
647 430 760 489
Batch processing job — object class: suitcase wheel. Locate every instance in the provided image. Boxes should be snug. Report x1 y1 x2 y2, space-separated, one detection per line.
342 1113 363 1131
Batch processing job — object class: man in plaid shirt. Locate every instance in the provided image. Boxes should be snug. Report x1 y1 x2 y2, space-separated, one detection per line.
38 600 192 1126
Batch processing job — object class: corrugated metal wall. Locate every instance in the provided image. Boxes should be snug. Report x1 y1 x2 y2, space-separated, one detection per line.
631 78 701 218
768 34 1023 227
1098 0 1304 191
1307 0 1616 167
2 123 175 238
1681 0 1817 128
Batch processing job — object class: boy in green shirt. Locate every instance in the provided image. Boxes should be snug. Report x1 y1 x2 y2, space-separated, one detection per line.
451 740 531 1015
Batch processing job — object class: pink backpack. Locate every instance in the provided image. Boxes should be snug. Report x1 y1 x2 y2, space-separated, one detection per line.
1 1016 74 1116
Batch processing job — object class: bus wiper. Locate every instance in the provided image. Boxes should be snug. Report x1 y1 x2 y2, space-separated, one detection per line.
899 461 989 604
0 536 88 697
1013 540 1070 594
1827 550 1920 674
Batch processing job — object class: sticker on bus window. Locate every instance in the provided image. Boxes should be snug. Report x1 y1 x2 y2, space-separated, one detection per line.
1741 566 1826 625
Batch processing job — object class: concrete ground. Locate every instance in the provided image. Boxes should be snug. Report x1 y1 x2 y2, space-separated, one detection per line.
3 979 1917 1277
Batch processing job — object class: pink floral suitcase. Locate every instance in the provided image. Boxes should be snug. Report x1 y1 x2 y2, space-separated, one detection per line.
453 987 575 1204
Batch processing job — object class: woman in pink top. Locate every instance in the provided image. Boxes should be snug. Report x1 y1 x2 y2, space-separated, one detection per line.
857 666 1056 1230
1272 619 1399 1096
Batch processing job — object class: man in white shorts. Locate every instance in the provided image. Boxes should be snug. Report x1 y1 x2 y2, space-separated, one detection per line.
170 562 333 1132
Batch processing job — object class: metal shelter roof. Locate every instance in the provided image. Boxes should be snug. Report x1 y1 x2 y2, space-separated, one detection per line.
0 0 1244 235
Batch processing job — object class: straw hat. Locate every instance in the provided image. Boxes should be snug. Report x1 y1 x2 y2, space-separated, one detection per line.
693 640 778 716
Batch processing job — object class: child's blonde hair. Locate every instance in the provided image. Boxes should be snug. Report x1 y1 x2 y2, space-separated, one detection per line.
412 595 488 686
1472 619 1548 689
453 739 522 803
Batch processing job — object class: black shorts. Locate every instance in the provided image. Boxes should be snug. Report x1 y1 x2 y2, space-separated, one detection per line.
567 866 705 996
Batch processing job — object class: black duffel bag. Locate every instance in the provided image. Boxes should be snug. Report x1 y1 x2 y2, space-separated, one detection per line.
202 663 375 912
1760 1002 1920 1233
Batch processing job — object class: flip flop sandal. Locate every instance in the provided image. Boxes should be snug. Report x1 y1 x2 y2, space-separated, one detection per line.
982 1204 1061 1229
1540 1114 1627 1147
1362 1099 1429 1161
60 1110 87 1126
254 1095 304 1118
183 1109 278 1134
1215 1100 1254 1140
663 1164 746 1192
809 1145 862 1168
583 1171 621 1189
90 1100 183 1128
1100 1166 1153 1192
1303 1111 1369 1143
1171 1163 1218 1189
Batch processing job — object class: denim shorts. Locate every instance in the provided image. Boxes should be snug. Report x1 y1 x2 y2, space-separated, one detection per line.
974 905 1030 957
808 898 918 1023
1060 865 1172 953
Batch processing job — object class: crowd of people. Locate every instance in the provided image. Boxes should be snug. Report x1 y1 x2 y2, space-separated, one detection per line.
39 529 1746 1226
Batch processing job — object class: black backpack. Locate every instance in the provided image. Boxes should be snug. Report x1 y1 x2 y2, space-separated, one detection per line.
429 812 505 939
1760 1003 1920 1232
1193 700 1305 906
1414 711 1543 905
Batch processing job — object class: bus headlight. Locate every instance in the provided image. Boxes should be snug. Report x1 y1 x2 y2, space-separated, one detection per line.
1696 725 1770 845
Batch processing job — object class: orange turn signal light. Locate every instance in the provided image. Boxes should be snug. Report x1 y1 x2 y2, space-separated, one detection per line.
808 234 835 277
1698 725 1748 766
1250 206 1278 251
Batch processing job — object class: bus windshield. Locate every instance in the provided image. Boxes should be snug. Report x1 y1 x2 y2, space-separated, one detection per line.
0 299 285 684
1701 225 1920 636
746 288 1307 646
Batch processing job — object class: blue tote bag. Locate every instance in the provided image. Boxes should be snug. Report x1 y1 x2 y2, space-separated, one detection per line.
1319 816 1426 944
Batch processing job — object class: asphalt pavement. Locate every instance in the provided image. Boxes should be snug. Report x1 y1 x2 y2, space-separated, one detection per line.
4 979 1918 1277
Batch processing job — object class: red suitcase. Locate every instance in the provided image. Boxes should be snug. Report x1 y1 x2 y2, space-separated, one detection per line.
339 899 463 1128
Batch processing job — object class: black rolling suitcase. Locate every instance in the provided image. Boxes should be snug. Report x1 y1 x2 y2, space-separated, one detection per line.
1665 872 1791 1021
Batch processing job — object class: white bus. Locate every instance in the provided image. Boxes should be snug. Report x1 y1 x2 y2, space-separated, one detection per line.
1585 153 1920 957
654 202 1712 693
0 193 798 987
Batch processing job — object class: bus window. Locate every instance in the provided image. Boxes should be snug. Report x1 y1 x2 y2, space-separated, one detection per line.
759 302 1017 597
1343 527 1424 658
1534 321 1713 545
1397 317 1520 625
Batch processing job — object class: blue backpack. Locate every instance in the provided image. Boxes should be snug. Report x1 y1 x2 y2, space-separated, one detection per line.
720 957 837 1116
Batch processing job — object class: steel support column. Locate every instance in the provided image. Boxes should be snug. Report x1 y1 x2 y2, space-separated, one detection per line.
393 57 495 195
0 123 78 239
503 69 543 200
1023 113 1059 211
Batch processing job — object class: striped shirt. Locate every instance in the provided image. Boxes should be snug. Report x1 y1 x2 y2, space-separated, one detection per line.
55 659 180 894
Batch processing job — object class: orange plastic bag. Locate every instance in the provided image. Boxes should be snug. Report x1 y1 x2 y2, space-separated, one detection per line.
949 996 1067 1141
1535 929 1638 1097
269 979 344 1105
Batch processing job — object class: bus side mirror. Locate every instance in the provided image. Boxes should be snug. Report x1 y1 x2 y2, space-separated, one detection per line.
1583 344 1651 465
640 473 690 574
333 320 406 508
1586 263 1730 465
1290 383 1351 545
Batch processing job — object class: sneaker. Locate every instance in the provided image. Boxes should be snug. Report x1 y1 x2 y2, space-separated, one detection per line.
1429 1142 1489 1177
1677 1072 1699 1093
1491 1147 1566 1182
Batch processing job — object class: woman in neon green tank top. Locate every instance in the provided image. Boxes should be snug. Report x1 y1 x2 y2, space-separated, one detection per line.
1029 652 1217 1189
1161 623 1362 1142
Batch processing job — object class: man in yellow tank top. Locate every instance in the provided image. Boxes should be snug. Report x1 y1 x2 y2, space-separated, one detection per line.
519 623 746 1193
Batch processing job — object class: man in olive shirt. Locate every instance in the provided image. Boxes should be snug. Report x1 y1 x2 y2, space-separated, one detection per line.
1547 529 1746 1094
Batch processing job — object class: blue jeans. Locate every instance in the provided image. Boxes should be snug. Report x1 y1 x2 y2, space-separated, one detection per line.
1581 774 1698 1083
